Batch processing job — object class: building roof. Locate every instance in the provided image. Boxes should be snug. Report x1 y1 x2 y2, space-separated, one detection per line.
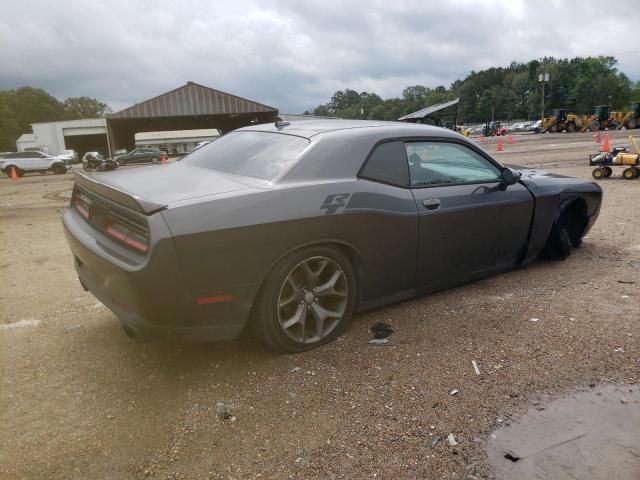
16 133 35 143
135 129 220 141
398 98 459 121
110 82 277 119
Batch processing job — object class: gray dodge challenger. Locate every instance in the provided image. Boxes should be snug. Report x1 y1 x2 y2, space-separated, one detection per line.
63 120 602 352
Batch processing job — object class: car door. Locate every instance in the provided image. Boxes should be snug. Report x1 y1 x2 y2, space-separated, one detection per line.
35 152 52 169
406 140 534 290
18 152 41 171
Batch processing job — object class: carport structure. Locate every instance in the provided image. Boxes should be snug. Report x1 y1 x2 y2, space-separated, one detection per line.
107 82 278 154
398 98 460 127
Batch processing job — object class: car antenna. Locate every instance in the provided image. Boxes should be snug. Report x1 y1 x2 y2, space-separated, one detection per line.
274 116 290 129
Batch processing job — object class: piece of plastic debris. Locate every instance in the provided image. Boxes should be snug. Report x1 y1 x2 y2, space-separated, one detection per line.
371 322 394 339
618 279 635 284
368 338 390 345
472 360 481 375
529 318 539 322
447 433 458 446
431 436 440 448
290 367 301 373
450 389 459 395
614 347 625 353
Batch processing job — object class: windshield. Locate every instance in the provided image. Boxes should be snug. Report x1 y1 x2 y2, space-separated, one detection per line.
183 131 309 180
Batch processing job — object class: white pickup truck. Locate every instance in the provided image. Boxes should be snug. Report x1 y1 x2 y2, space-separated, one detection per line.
0 151 68 177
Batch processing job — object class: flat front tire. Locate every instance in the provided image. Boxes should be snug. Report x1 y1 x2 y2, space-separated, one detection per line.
253 245 356 353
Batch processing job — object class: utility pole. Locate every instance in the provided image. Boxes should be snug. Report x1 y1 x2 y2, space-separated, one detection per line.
538 72 549 120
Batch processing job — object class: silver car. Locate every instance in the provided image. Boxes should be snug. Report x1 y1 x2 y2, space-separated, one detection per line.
0 151 68 177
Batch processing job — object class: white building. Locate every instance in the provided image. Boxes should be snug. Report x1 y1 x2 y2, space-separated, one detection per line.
16 118 108 156
134 129 220 154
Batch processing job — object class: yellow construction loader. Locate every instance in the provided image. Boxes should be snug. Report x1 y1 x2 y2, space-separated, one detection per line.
542 109 583 133
611 102 640 130
581 105 618 132
590 135 640 180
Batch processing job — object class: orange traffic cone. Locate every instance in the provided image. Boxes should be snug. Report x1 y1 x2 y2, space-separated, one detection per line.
596 131 602 143
601 133 610 152
497 137 503 152
479 134 485 144
161 152 168 164
508 134 513 145
10 166 18 181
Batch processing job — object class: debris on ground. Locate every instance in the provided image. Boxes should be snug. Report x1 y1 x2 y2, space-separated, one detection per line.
290 367 301 373
450 389 459 395
431 436 441 448
368 338 390 345
472 360 481 375
447 434 458 446
370 322 394 339
529 318 539 322
617 279 636 284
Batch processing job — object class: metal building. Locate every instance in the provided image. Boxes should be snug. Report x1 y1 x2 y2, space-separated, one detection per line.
107 81 278 153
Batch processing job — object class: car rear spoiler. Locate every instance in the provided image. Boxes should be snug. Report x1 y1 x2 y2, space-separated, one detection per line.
73 170 167 215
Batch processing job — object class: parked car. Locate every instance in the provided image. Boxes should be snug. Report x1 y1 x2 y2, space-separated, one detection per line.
115 148 163 166
63 120 602 352
1 151 67 177
527 120 543 133
59 149 79 165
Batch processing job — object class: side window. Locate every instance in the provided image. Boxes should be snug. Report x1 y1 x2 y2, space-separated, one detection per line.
360 141 409 187
405 142 501 187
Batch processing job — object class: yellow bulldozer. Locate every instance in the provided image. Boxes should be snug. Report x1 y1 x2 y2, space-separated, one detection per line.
610 102 640 130
581 105 618 132
542 109 583 133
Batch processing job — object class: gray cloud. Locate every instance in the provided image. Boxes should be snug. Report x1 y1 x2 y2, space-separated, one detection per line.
1 0 638 113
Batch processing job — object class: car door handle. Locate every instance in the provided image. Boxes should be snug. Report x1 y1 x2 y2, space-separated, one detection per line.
422 198 441 210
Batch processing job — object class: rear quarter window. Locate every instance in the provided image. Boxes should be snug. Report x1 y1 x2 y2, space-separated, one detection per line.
360 141 410 187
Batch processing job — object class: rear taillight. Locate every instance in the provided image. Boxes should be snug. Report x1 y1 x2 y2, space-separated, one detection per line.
105 215 148 253
74 190 92 220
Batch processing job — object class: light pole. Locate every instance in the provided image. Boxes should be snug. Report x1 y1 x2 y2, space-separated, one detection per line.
538 72 549 120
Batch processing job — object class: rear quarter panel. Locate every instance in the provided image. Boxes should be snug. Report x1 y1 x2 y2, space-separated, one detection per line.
161 180 420 326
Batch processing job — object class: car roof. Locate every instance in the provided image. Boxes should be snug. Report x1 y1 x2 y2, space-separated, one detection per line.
237 119 458 140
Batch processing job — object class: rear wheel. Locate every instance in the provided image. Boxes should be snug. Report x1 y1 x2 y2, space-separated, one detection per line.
151 157 159 164
52 163 66 174
622 168 638 180
588 120 600 132
603 166 612 177
566 122 576 133
550 124 558 133
253 245 356 352
592 168 604 179
626 118 637 130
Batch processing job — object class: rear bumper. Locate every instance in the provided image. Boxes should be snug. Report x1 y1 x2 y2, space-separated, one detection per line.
62 208 249 342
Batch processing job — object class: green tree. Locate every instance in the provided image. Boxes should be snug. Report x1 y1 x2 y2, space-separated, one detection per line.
64 96 112 119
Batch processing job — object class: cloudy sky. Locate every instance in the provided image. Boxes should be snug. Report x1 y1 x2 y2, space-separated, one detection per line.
1 0 638 113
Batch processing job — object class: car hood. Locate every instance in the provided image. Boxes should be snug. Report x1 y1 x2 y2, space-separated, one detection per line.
90 162 265 206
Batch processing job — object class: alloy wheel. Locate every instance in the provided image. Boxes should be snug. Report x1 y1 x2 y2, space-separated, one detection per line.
277 256 348 344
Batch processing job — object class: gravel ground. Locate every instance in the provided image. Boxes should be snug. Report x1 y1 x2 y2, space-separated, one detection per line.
0 130 638 479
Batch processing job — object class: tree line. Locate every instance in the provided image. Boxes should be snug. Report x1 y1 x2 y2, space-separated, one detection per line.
309 56 640 124
0 87 112 152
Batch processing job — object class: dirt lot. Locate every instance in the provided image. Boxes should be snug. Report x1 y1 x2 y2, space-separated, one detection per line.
1 130 639 479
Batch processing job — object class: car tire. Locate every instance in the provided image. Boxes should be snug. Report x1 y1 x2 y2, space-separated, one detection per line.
52 164 66 174
542 221 572 260
119 160 127 166
151 157 159 164
253 245 357 353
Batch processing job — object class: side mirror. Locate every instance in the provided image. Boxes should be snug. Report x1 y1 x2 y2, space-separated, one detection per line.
500 167 521 187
